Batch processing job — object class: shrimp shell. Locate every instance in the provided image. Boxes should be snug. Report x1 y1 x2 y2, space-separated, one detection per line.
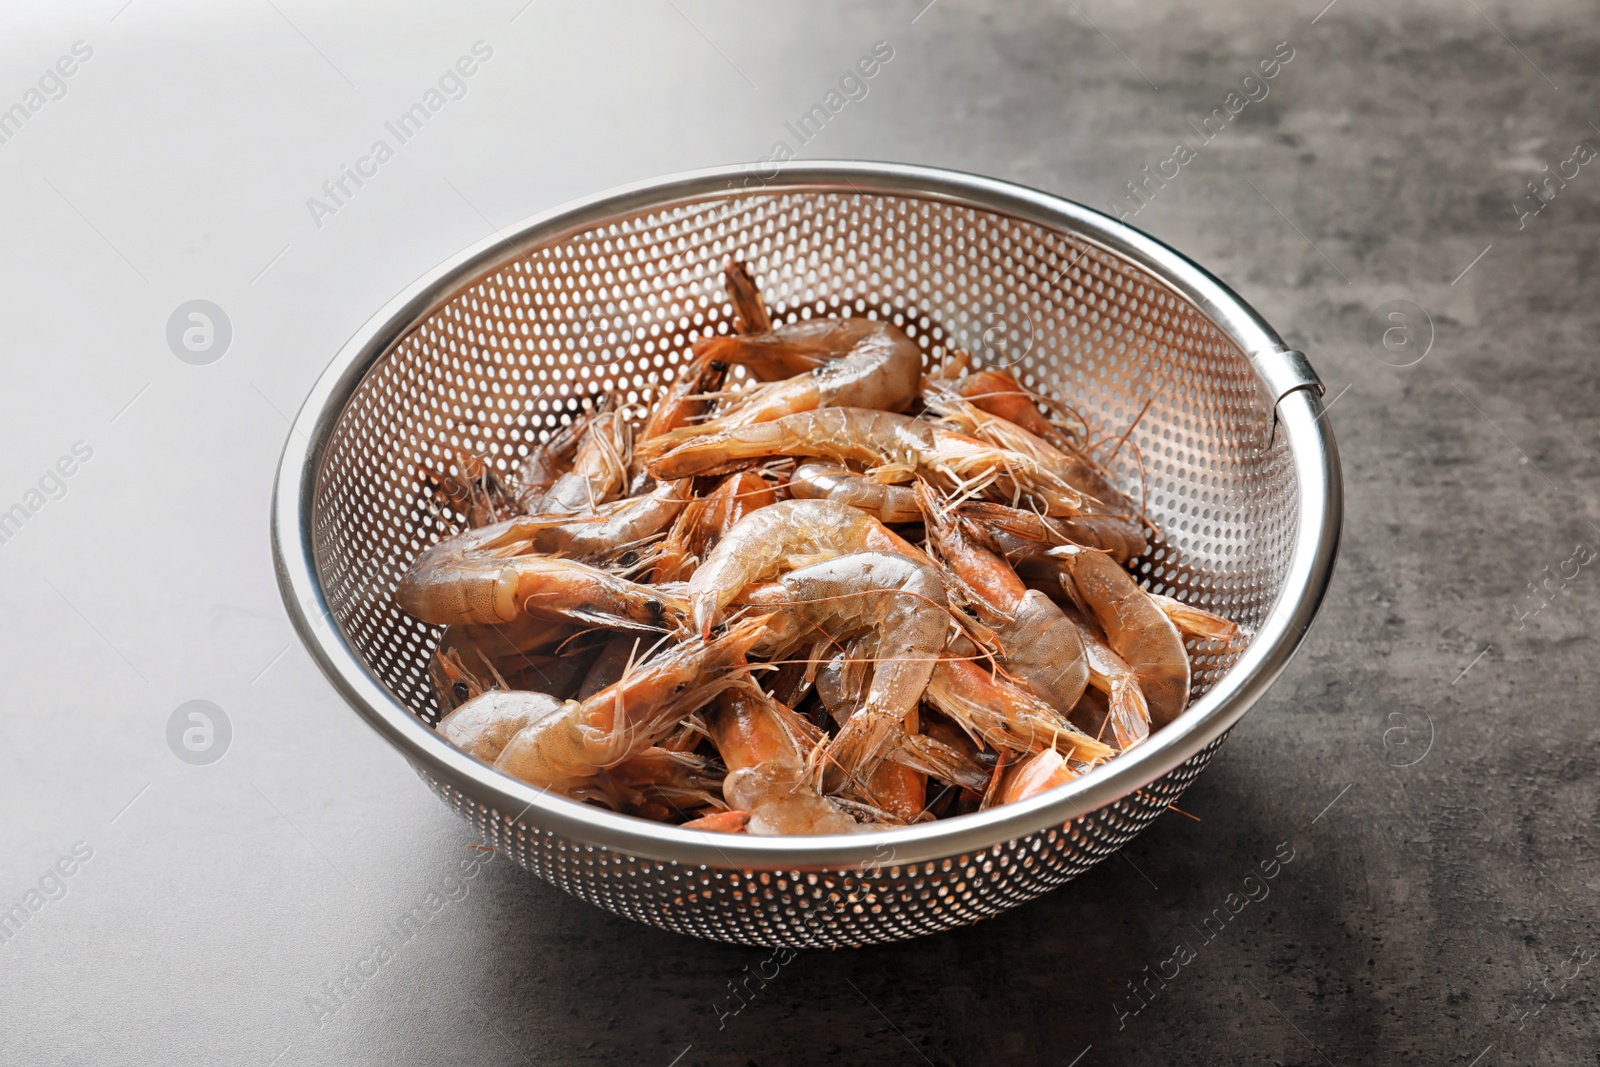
1048 546 1191 728
397 521 682 630
688 498 926 636
641 319 923 454
788 462 920 524
740 551 951 791
648 408 1084 516
493 617 767 792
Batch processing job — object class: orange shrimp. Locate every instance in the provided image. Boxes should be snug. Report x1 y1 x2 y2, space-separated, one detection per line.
681 809 750 833
686 498 927 636
723 258 773 335
1047 546 1191 728
397 522 682 630
632 352 729 473
994 748 1086 805
738 551 951 792
923 638 1112 762
648 408 1085 516
696 470 778 552
918 483 1090 715
641 319 923 452
959 499 1148 565
1149 593 1242 644
787 462 920 524
493 617 766 792
709 684 859 835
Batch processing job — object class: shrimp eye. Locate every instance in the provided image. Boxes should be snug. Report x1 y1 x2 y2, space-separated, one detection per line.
709 359 727 373
618 550 639 566
452 682 470 701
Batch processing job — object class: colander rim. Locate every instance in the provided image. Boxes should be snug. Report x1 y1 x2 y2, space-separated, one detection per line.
270 160 1342 871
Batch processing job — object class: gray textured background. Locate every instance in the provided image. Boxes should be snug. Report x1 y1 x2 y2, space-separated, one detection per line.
1 0 1595 1064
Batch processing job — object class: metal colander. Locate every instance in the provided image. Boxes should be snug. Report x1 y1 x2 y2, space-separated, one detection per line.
271 162 1341 948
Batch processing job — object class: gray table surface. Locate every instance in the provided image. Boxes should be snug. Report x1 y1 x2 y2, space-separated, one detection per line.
2 1 1595 1063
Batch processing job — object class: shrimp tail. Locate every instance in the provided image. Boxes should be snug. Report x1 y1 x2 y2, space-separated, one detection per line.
1105 678 1151 751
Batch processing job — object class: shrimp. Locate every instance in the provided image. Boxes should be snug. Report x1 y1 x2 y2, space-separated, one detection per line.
696 470 778 553
923 637 1112 762
681 809 750 833
918 482 1089 715
926 347 972 382
813 645 988 793
537 407 632 514
480 479 691 563
1059 607 1152 749
494 617 766 792
650 497 707 584
958 500 1147 564
513 411 593 511
687 498 927 636
788 462 920 524
438 687 568 763
606 747 727 817
738 552 951 791
397 521 682 630
578 635 649 699
648 408 1085 516
1047 546 1191 728
709 683 859 835
631 352 728 483
641 319 923 452
429 614 601 710
625 259 762 484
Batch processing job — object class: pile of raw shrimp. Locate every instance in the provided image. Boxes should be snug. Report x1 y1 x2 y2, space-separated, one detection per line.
396 261 1241 835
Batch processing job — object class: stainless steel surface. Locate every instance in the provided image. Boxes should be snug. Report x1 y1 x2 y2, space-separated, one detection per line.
271 162 1342 946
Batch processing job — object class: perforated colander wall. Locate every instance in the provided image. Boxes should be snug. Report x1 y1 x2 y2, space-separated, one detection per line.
307 188 1298 945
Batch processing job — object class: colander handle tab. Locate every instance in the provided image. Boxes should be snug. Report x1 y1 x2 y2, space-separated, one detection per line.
1254 347 1324 412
